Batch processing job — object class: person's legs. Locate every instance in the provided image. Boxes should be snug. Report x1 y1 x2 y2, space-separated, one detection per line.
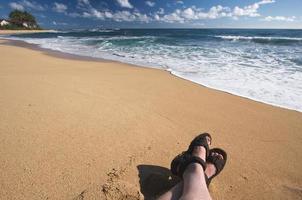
157 134 215 200
156 160 218 200
179 146 212 200
157 182 183 200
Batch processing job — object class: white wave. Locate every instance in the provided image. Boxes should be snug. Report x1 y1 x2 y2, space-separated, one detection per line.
214 35 302 41
47 30 67 33
105 35 156 40
55 35 155 41
88 28 115 32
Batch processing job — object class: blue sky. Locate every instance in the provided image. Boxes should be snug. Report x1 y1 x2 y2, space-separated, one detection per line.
0 0 301 29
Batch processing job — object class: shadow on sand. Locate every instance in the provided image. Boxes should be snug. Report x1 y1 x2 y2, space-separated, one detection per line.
137 165 180 200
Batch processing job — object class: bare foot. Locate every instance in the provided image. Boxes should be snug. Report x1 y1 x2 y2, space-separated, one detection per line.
191 136 211 161
205 152 224 178
182 136 211 182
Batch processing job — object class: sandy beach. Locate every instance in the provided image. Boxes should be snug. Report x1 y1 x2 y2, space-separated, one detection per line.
0 30 54 35
0 38 301 200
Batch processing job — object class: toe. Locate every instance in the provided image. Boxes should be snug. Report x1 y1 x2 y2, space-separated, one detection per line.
206 136 211 146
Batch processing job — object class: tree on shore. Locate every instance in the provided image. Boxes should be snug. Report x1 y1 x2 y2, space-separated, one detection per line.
1 10 41 30
9 10 36 23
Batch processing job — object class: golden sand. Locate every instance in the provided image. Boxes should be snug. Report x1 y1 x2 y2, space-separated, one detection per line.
0 39 301 199
0 30 54 35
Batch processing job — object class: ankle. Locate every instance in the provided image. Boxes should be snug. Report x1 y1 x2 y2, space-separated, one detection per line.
192 146 206 161
185 163 205 174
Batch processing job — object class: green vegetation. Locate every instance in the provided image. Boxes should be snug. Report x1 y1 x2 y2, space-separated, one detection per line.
1 10 42 30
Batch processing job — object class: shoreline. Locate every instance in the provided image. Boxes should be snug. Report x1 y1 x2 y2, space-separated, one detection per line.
1 37 301 114
1 38 302 199
1 39 110 62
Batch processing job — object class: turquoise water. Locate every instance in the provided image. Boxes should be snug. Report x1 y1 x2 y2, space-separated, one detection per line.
5 29 302 112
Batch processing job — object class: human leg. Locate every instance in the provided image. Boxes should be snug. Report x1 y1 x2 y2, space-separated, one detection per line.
156 182 183 200
179 146 212 200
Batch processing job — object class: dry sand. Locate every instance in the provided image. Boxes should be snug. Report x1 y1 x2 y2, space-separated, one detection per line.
0 30 54 35
0 39 301 200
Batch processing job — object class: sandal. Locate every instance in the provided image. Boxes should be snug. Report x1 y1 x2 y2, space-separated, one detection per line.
178 154 207 177
170 133 211 177
204 148 227 186
187 133 212 157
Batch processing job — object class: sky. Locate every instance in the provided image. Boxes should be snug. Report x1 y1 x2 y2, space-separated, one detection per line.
0 0 302 29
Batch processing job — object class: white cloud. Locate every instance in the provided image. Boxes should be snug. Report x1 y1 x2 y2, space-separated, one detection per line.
83 8 104 19
182 8 195 19
263 16 296 22
9 2 24 11
77 0 94 9
52 21 67 26
258 0 275 5
161 9 185 23
232 0 275 17
207 5 231 19
115 11 149 22
74 0 102 19
146 1 155 7
116 0 133 9
68 0 279 24
83 9 151 22
233 5 260 17
22 0 45 11
76 0 92 12
157 8 164 15
78 0 90 5
80 1 153 22
176 1 184 4
9 0 45 11
158 5 231 23
157 0 275 23
53 2 68 13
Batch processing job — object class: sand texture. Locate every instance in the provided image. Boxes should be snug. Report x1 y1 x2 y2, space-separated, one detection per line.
0 39 302 200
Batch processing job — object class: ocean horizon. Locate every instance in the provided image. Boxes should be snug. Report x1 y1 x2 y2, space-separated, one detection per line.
3 28 302 112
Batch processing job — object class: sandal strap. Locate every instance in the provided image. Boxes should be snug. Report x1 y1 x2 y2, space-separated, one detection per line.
170 133 211 177
207 148 227 179
188 133 211 158
178 155 206 178
171 153 211 187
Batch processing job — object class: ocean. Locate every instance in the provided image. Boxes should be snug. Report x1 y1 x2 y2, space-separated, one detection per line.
3 29 302 112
